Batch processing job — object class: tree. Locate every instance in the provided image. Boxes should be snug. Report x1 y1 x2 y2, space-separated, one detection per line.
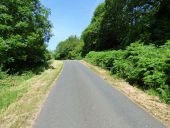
81 2 105 55
81 0 170 55
54 36 84 60
0 0 52 73
149 0 170 45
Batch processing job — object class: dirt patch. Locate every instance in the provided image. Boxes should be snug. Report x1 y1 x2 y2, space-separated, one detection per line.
81 60 170 128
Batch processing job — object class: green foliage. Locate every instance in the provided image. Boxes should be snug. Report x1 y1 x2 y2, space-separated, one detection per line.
85 41 170 103
0 0 52 73
54 36 84 60
82 0 170 104
149 0 170 45
0 0 53 105
82 0 170 55
81 2 105 55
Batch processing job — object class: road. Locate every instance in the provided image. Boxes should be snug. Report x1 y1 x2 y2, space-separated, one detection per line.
34 60 164 128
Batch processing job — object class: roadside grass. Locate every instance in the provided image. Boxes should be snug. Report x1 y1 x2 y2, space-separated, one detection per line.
81 60 170 127
0 72 35 113
0 60 63 128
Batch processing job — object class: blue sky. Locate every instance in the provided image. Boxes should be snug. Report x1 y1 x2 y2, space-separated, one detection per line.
41 0 104 51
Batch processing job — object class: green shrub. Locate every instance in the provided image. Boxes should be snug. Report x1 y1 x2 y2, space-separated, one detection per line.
85 41 170 103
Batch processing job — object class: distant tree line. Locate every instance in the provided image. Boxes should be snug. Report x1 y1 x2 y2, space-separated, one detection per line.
81 0 170 55
0 0 52 73
54 36 84 60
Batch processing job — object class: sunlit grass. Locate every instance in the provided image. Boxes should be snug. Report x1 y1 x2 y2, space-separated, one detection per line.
0 60 63 128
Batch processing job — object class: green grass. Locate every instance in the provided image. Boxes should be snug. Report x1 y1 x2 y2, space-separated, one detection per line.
0 60 63 128
0 87 26 111
0 61 57 113
0 72 35 113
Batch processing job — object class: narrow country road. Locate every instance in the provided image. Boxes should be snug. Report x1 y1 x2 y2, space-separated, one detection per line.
34 60 164 128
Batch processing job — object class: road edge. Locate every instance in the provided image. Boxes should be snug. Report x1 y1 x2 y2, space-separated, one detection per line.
80 60 170 127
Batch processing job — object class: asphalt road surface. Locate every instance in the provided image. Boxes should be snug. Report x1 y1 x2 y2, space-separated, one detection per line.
34 60 164 128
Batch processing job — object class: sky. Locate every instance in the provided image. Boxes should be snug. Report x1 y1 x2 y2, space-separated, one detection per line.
40 0 104 51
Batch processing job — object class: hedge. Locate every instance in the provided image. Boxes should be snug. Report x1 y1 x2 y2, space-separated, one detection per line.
85 41 170 103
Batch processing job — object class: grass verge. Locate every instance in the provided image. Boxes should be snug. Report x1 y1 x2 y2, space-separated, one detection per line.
81 60 170 127
0 60 63 128
0 72 35 113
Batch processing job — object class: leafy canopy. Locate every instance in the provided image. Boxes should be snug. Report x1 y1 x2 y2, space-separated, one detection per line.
0 0 52 73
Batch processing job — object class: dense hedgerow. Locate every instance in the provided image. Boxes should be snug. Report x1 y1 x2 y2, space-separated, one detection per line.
85 41 170 103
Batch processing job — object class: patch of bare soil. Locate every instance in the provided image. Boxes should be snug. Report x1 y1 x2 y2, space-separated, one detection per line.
81 60 170 128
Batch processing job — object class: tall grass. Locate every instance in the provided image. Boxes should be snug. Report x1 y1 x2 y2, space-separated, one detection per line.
0 70 34 112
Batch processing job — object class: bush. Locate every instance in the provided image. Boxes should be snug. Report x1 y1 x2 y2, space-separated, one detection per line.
85 41 170 103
